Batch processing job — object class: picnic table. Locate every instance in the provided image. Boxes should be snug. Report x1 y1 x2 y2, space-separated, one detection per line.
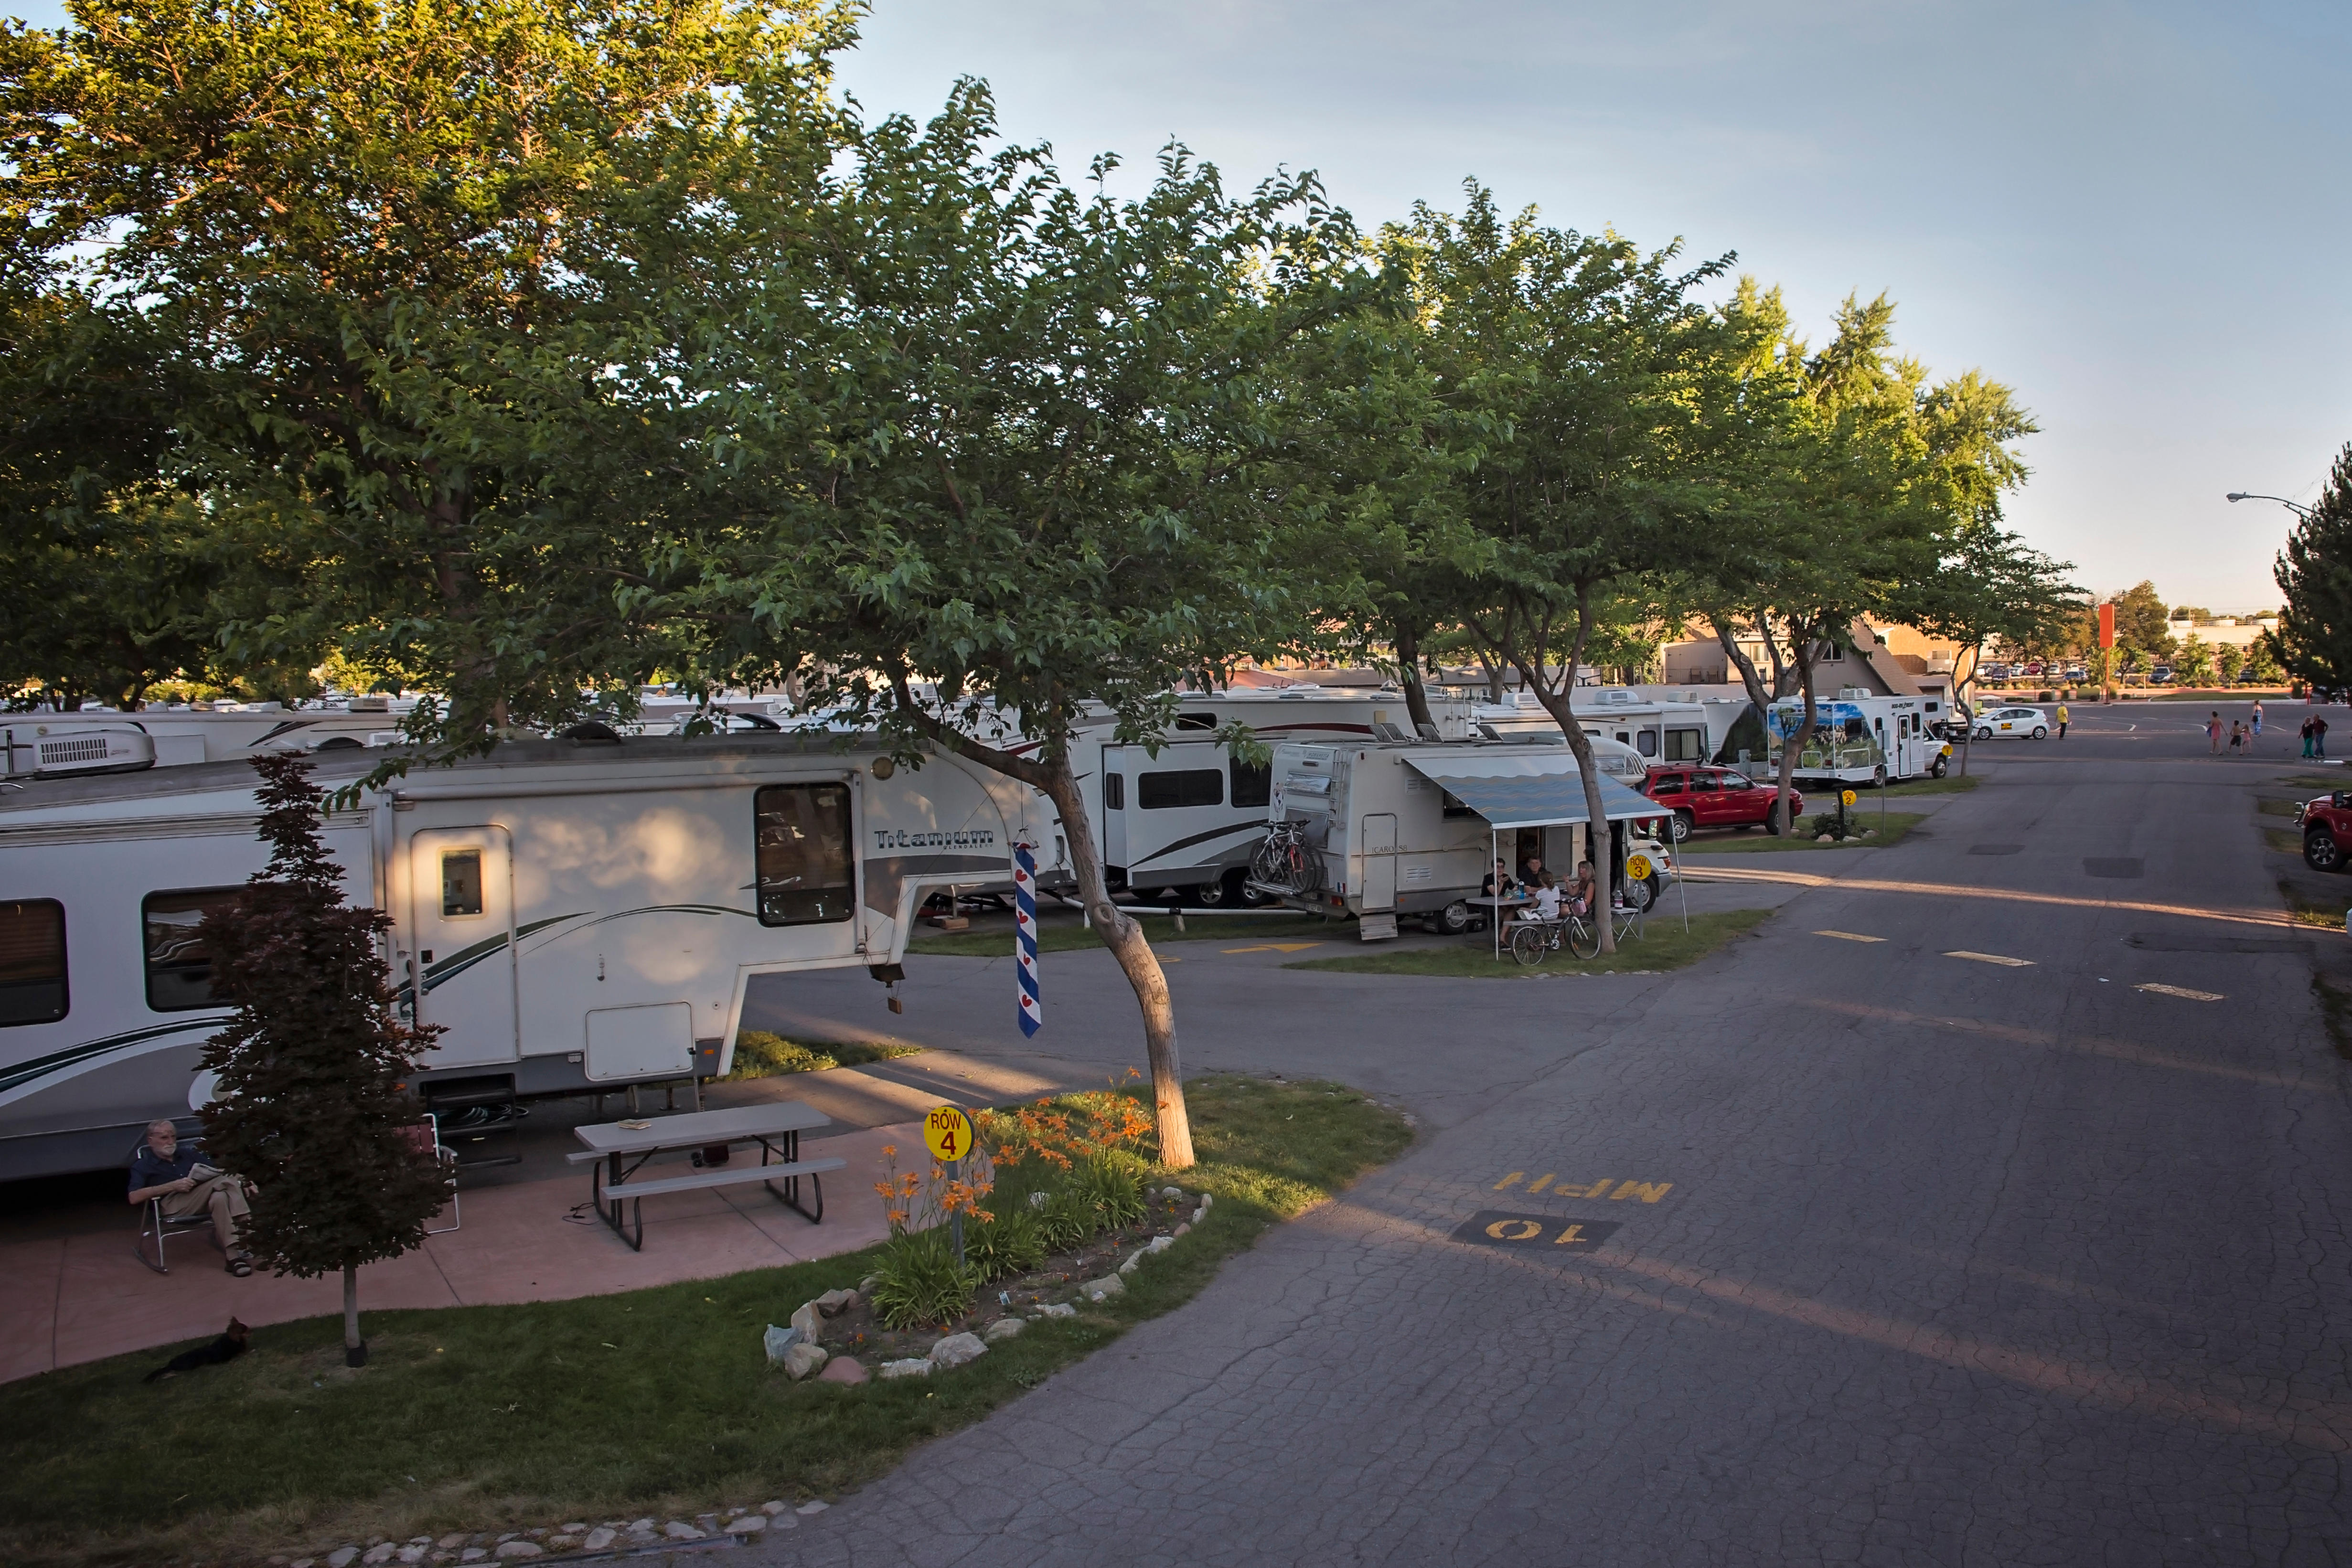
568 1101 844 1251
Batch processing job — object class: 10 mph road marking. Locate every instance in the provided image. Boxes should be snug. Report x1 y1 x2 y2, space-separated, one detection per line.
1946 950 2036 968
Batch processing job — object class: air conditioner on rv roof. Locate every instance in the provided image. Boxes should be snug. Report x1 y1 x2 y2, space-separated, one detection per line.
1 723 157 779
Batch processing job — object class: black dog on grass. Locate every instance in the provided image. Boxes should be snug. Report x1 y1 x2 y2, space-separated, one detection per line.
144 1318 249 1383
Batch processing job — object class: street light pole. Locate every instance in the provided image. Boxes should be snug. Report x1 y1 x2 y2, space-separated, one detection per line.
2226 491 2317 521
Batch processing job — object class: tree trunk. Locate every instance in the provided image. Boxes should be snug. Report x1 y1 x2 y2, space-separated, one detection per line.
342 1264 366 1367
1505 597 1615 954
1775 631 1820 836
1033 757 1196 1168
887 681 1195 1169
1394 622 1436 736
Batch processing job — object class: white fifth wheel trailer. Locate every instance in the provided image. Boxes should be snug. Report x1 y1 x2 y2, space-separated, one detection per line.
1766 692 1953 786
0 734 1049 1179
1250 737 1672 939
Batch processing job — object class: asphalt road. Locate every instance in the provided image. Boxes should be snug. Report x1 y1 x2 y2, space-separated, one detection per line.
748 701 2352 1568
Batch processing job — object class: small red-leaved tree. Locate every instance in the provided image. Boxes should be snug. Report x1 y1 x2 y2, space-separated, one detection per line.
198 754 446 1366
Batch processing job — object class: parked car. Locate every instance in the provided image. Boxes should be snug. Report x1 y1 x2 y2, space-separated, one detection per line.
2149 665 2175 685
1975 704 2050 740
1642 765 1804 840
2298 792 2352 871
2063 663 2087 682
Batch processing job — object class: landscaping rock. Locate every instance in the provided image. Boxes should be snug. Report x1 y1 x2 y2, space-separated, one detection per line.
663 1520 705 1540
761 1501 790 1515
1816 832 1834 843
816 1355 869 1384
983 1316 1026 1343
1197 1192 1213 1212
1145 1234 1175 1254
782 1341 829 1380
858 1274 880 1293
437 1537 469 1551
724 1516 766 1535
790 1301 822 1339
929 1332 987 1368
363 1546 398 1566
580 1529 616 1552
1160 1185 1184 1198
459 1553 486 1564
1037 1302 1077 1318
328 1551 361 1568
1117 1251 1142 1277
493 1545 543 1560
397 1547 428 1564
814 1288 857 1316
1079 1273 1126 1302
763 1323 805 1363
558 1525 585 1535
797 1501 830 1515
878 1356 933 1379
1173 1222 1190 1236
627 1519 655 1534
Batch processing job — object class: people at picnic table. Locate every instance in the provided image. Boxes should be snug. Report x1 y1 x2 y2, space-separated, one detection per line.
1481 859 1518 899
128 1119 257 1275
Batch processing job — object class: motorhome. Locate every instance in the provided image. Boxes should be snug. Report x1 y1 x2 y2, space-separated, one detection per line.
1766 691 1952 786
1077 689 1476 906
2 703 412 768
0 734 1049 1180
1251 736 1670 939
1474 690 1718 771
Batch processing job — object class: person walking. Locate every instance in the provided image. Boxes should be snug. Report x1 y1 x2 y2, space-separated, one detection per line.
2303 715 2318 759
2252 700 2264 745
2207 712 2224 754
2055 701 2070 739
2318 714 2331 760
2229 719 2245 755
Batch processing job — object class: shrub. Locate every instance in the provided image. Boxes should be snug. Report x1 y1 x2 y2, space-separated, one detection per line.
726 1030 837 1078
962 1203 1046 1280
1033 1184 1097 1251
1074 1152 1147 1230
866 1228 983 1330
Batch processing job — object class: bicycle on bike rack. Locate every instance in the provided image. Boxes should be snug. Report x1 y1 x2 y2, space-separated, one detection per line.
1248 820 1325 897
1509 910 1602 967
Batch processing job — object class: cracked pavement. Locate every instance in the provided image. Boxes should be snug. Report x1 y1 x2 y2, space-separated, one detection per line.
742 705 2352 1566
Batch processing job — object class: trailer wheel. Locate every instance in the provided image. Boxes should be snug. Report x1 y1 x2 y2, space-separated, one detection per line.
1192 876 1230 908
1435 899 1473 936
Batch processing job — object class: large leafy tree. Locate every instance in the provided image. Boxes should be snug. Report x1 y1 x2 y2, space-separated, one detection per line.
2268 446 2352 691
1392 187 1730 946
1 0 854 742
637 88 1360 1166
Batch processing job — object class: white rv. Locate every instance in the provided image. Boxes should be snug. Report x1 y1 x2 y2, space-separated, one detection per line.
0 734 1048 1179
1475 691 1715 771
1251 736 1671 939
1767 692 1952 785
1077 689 1475 906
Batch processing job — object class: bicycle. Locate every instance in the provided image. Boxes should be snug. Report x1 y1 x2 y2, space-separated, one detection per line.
1509 908 1602 967
1249 819 1325 896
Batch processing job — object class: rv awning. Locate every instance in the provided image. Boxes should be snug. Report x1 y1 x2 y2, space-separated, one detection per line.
1405 757 1668 830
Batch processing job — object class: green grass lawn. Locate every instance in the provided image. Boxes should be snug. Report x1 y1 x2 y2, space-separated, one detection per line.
1284 907 1774 979
909 911 1343 957
0 1078 1408 1568
724 1030 921 1080
1876 772 1982 797
1677 811 1926 854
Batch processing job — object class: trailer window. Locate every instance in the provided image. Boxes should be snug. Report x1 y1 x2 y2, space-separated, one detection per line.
1174 712 1217 731
440 849 484 917
1229 757 1272 810
753 784 855 927
1664 728 1706 762
143 888 243 1012
1138 769 1222 810
1635 730 1659 757
1103 773 1124 811
0 900 67 1026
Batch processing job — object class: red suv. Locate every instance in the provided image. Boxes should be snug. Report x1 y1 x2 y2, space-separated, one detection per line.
2297 791 2352 871
1643 766 1803 841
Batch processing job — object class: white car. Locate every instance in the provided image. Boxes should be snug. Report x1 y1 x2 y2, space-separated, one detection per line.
1975 704 2049 740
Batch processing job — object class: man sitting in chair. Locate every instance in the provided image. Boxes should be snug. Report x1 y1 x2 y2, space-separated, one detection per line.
129 1120 257 1276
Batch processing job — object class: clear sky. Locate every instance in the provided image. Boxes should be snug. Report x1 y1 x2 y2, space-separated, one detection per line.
14 0 2347 611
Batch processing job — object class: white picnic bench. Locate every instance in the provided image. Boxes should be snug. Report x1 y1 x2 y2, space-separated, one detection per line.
569 1101 844 1251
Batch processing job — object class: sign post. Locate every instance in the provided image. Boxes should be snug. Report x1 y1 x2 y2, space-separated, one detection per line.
924 1105 974 1266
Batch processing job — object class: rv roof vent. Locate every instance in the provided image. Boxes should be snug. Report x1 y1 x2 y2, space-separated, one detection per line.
3 724 156 779
1371 721 1408 741
349 693 390 712
1415 722 1442 741
556 721 625 744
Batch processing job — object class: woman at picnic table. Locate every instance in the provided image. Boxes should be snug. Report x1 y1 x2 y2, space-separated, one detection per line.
1481 859 1518 899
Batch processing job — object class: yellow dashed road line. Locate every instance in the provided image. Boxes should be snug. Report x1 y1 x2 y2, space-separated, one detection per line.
1946 950 2035 968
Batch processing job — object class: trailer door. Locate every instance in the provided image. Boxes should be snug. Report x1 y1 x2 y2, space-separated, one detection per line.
1101 746 1130 872
1360 813 1398 912
409 826 520 1068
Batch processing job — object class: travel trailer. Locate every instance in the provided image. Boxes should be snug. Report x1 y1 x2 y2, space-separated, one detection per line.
1766 692 1953 785
1076 689 1476 906
1474 690 1718 770
0 734 1048 1180
1250 737 1671 939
